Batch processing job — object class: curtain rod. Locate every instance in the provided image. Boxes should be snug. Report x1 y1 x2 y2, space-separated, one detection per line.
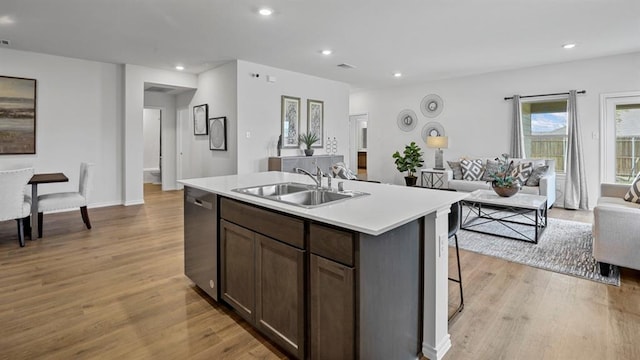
504 90 586 101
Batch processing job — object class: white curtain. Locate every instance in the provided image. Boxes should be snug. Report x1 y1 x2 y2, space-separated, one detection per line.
564 90 589 209
510 95 525 158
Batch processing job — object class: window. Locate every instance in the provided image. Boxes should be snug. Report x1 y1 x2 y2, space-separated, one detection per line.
615 104 640 183
521 98 568 172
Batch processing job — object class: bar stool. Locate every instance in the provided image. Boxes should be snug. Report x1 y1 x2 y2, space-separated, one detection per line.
447 197 464 321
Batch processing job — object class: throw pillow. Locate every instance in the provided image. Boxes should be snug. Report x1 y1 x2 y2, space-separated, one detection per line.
460 159 484 181
447 160 463 180
525 165 549 186
623 173 640 204
481 159 501 182
510 162 534 185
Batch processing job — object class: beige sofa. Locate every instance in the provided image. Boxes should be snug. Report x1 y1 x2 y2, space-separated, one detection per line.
445 158 556 209
593 183 640 276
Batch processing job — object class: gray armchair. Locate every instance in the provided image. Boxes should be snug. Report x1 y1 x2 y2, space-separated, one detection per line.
592 183 640 276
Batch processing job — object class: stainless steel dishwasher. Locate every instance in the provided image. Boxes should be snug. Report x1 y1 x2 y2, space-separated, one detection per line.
184 186 218 300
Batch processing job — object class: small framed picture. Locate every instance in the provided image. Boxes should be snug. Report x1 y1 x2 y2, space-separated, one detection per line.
193 104 208 135
281 95 300 148
307 99 324 148
209 116 227 151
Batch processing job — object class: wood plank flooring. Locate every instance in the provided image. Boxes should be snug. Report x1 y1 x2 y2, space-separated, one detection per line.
0 184 638 359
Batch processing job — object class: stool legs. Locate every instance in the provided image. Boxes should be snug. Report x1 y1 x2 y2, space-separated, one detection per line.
448 234 464 321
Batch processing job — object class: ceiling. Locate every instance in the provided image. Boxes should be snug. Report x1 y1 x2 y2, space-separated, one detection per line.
2 0 639 90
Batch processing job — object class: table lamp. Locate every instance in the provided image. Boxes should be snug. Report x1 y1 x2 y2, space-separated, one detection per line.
426 136 448 170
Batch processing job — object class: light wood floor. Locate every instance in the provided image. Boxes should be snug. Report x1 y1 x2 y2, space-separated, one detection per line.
0 185 638 360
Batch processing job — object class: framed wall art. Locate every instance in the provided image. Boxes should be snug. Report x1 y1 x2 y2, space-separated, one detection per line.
209 116 227 151
0 76 37 154
307 99 324 148
281 95 300 148
193 104 208 135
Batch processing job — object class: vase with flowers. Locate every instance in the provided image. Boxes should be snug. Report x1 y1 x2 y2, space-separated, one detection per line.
487 153 520 197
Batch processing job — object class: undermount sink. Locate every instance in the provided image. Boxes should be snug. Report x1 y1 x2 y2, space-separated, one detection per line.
232 182 369 208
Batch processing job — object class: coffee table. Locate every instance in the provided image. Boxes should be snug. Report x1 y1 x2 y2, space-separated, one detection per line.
460 190 548 244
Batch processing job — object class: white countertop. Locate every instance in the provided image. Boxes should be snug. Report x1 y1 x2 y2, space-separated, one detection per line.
179 172 468 236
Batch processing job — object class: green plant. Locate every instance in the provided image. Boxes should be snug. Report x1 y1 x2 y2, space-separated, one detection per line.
488 153 516 187
392 141 424 177
299 132 320 149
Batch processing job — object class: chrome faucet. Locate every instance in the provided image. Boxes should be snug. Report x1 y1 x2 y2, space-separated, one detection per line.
294 167 322 188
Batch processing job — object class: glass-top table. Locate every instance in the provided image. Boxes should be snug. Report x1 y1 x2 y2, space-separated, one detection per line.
460 189 548 244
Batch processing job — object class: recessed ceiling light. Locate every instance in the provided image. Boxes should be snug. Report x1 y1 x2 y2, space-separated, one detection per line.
393 72 402 78
259 8 273 16
562 43 576 49
0 15 15 25
321 49 332 56
175 65 184 71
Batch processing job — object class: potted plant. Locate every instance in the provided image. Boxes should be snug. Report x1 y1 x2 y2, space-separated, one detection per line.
392 141 424 186
299 132 320 156
487 153 520 197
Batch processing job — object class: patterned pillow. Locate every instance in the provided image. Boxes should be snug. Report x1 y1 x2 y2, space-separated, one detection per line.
460 159 484 181
481 159 501 181
525 165 549 186
623 173 640 204
510 162 533 185
447 160 463 180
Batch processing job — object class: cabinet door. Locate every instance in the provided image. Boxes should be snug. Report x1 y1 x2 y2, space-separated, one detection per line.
220 220 255 323
256 234 305 359
310 254 355 360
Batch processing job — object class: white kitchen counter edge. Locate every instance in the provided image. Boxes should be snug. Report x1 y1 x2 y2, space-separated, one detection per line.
179 171 468 236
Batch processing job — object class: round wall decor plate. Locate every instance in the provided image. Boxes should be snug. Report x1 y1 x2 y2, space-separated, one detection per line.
420 94 444 118
421 121 445 143
397 109 418 132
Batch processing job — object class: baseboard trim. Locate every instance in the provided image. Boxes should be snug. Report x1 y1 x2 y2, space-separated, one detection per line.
422 334 451 360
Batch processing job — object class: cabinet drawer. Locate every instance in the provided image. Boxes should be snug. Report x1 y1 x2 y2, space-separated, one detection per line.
220 197 305 249
309 223 355 267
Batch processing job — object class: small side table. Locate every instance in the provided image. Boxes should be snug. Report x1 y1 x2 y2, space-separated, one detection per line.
421 168 448 189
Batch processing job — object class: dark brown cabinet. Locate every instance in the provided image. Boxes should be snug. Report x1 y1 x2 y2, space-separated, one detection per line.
310 254 355 360
220 199 305 359
256 234 305 358
220 220 255 322
218 197 421 360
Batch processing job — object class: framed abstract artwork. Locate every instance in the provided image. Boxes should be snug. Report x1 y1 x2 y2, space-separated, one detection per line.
193 104 208 135
0 76 37 154
281 95 300 148
307 99 324 148
209 116 227 151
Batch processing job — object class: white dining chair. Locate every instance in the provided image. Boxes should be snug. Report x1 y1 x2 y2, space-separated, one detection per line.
37 162 94 237
0 168 34 247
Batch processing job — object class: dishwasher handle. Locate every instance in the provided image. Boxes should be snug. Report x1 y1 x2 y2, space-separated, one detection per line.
186 195 213 210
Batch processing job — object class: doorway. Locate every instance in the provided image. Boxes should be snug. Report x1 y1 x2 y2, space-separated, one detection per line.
143 108 162 188
601 92 640 184
349 113 368 179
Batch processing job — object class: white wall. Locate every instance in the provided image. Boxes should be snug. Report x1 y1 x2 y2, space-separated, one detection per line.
350 52 640 208
142 108 161 171
236 60 351 174
186 62 238 178
124 65 197 204
0 48 122 207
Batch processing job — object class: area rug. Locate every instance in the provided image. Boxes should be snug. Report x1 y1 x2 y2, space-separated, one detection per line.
452 216 620 286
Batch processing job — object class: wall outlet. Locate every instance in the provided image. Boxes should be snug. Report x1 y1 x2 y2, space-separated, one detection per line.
439 234 447 257
246 131 251 139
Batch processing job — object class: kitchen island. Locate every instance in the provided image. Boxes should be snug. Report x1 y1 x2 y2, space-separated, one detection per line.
180 171 467 360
